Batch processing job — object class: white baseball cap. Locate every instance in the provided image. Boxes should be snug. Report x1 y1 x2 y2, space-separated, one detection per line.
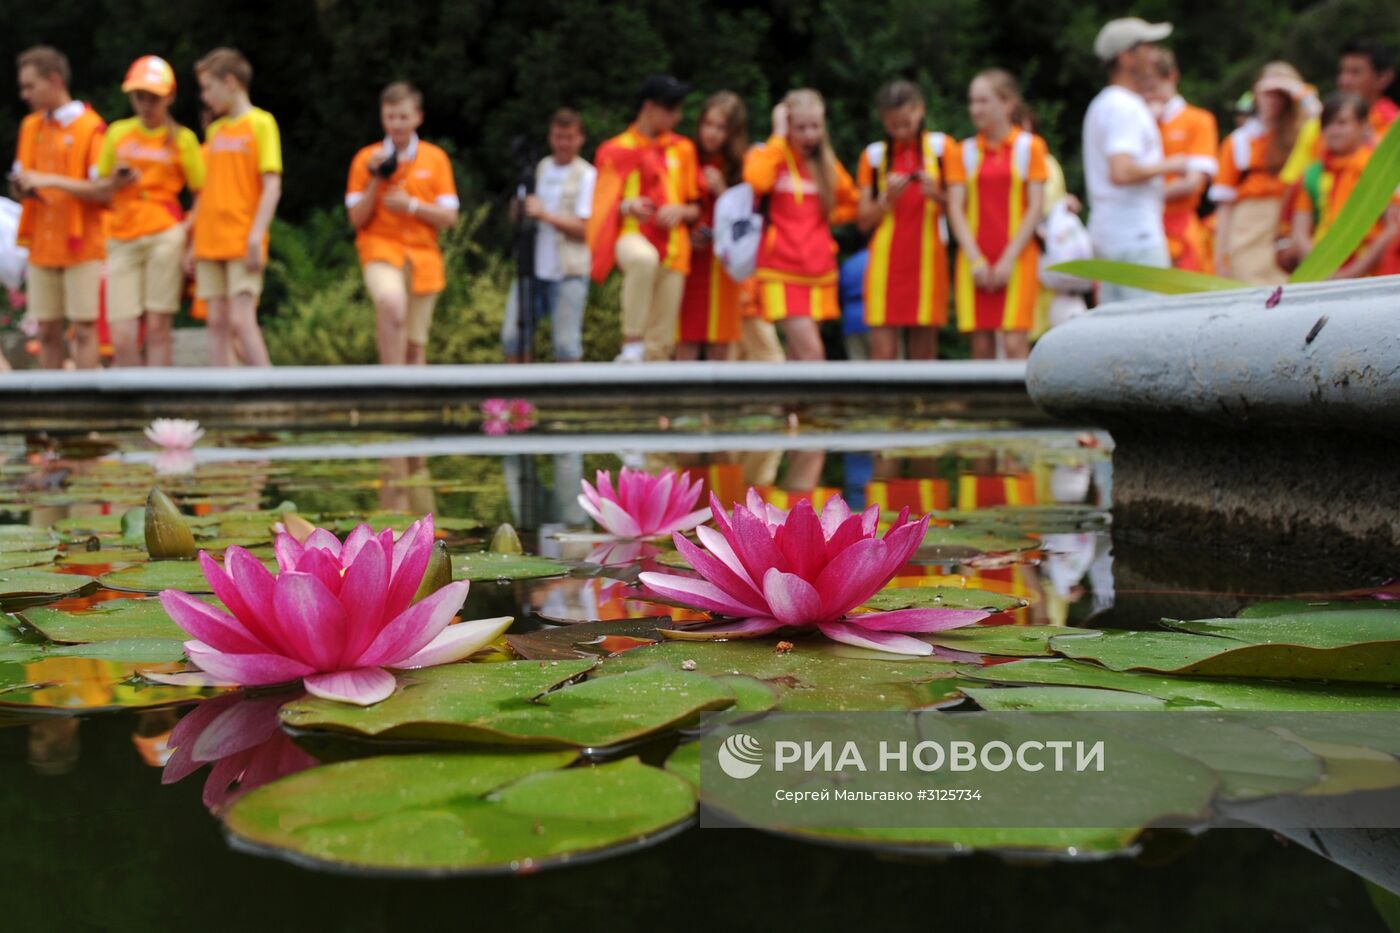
1094 17 1173 62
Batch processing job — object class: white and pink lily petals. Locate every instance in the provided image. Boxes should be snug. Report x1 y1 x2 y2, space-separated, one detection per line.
157 514 514 706
144 418 205 450
639 492 988 656
578 467 712 539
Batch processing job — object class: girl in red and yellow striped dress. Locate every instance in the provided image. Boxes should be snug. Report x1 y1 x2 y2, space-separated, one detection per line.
743 89 859 361
856 81 951 361
945 70 1047 361
677 92 748 360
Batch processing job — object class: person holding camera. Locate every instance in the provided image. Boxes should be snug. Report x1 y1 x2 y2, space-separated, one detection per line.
588 75 701 362
10 46 110 370
501 109 595 363
346 81 460 365
95 56 204 367
855 80 951 361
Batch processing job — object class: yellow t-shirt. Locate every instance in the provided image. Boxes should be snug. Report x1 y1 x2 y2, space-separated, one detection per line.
97 118 204 242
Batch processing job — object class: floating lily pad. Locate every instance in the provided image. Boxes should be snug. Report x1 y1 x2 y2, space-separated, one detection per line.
963 684 1170 711
224 754 694 876
20 597 198 643
452 552 568 582
784 825 1141 858
507 618 669 660
0 549 58 571
1054 613 1400 683
1237 599 1400 618
925 624 1084 658
597 638 965 712
0 526 59 552
863 586 1025 613
98 559 275 594
281 661 733 748
665 741 701 786
0 657 217 711
51 515 125 535
915 525 1039 560
0 638 187 665
956 658 1400 711
0 569 96 610
57 547 150 566
654 550 692 570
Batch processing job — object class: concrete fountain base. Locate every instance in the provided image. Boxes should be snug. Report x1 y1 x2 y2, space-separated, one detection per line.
1028 276 1400 581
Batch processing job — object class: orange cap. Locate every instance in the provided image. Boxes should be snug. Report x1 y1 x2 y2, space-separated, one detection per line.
122 55 176 96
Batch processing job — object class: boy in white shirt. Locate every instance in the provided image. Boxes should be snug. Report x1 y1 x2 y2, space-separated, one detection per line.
502 109 596 362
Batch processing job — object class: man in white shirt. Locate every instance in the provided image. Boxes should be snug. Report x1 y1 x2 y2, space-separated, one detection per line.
502 109 596 362
1082 18 1188 303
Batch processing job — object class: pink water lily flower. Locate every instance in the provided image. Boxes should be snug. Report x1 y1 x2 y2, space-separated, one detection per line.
579 467 711 539
638 491 988 655
144 418 205 450
481 398 511 420
157 514 513 706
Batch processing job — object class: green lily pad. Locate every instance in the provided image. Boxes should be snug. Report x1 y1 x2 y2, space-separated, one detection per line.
665 741 701 787
916 524 1039 560
655 550 692 570
862 586 1025 613
957 658 1400 711
452 552 568 582
597 638 965 712
281 661 733 747
98 559 276 594
0 657 217 711
224 754 694 876
0 569 96 610
0 638 187 665
1238 599 1400 618
0 549 58 571
1054 613 1400 683
927 625 1085 658
57 547 150 566
51 515 125 535
20 598 197 643
0 526 59 552
964 684 1170 711
506 618 666 661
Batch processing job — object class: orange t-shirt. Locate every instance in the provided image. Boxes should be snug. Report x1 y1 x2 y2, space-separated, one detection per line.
193 108 282 261
1158 96 1219 214
345 137 459 294
13 103 107 268
96 118 204 242
1210 119 1288 203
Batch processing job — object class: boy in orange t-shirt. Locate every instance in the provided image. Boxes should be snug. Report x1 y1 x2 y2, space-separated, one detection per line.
346 82 460 365
189 48 280 367
9 46 110 370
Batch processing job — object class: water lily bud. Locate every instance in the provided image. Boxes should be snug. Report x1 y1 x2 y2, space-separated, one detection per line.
144 488 197 560
413 540 454 604
280 512 317 545
489 523 523 555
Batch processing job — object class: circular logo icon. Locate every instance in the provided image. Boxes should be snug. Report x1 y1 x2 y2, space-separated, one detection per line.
717 733 764 779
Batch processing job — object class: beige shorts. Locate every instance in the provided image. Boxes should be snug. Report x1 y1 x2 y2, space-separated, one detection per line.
363 261 440 346
196 259 265 301
27 261 103 323
107 225 188 319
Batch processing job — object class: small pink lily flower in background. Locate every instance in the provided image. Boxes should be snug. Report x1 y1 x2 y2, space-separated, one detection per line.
144 418 205 450
509 399 536 419
153 448 197 476
162 691 317 813
482 419 510 436
639 492 987 655
481 398 511 420
157 514 513 706
578 467 711 539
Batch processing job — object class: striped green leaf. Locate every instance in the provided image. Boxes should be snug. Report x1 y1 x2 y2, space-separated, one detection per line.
1047 260 1249 295
1290 123 1400 282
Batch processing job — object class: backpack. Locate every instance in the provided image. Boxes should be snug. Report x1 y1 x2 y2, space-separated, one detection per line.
713 182 764 282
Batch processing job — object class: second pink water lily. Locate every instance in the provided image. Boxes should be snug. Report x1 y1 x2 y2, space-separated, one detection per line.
639 491 988 655
578 467 711 538
157 514 512 706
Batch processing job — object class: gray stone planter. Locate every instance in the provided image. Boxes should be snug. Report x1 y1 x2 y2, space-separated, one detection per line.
1028 276 1400 579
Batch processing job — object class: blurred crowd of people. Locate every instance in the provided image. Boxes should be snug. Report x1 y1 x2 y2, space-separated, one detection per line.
2 19 1395 372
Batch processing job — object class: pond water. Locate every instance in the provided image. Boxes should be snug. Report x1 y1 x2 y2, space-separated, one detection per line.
0 412 1395 932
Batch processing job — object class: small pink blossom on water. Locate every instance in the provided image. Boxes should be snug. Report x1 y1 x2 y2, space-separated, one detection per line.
578 467 711 539
144 418 205 450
